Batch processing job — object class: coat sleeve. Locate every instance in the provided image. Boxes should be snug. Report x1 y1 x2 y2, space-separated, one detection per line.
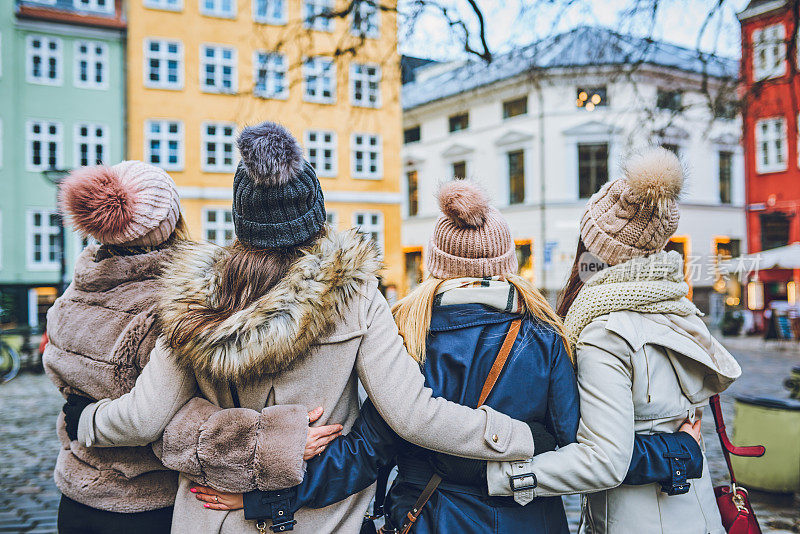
624 431 704 487
243 399 400 520
545 334 580 448
152 398 309 493
354 282 534 460
77 340 199 447
486 318 635 498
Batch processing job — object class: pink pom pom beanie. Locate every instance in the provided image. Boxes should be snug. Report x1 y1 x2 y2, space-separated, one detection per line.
426 180 518 279
60 160 181 247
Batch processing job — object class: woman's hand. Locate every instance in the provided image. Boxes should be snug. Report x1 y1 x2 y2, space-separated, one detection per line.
191 486 243 511
304 406 343 460
679 418 702 446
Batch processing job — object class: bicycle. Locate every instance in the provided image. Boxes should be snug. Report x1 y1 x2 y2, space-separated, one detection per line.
0 335 20 384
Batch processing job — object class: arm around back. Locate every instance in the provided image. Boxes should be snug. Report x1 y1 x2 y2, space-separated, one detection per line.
355 282 534 461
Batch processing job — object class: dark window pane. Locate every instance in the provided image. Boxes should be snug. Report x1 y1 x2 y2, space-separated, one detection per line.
508 150 525 204
403 125 420 144
407 170 418 217
576 87 608 110
452 161 466 179
760 212 790 251
719 151 733 205
503 96 528 119
448 113 469 132
578 143 608 198
657 89 683 111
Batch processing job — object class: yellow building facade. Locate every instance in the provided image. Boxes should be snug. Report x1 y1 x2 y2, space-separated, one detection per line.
126 0 403 291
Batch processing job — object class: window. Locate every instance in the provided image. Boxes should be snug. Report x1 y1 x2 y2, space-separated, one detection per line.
576 87 607 110
27 210 61 269
26 35 62 85
144 0 182 10
578 143 608 198
144 39 183 89
201 0 235 17
303 0 333 31
75 123 108 166
752 24 786 81
406 170 418 217
656 89 682 111
145 120 184 171
326 211 338 227
405 250 423 291
26 120 63 171
203 208 234 246
351 0 379 38
351 133 382 179
202 122 236 172
503 96 527 119
452 160 466 179
73 0 113 13
508 150 525 204
755 117 786 173
304 130 337 177
201 45 237 93
350 63 381 107
253 51 287 99
353 211 383 257
760 212 790 251
303 57 335 103
719 151 732 205
74 41 108 89
448 113 469 132
715 238 741 260
403 125 420 144
253 0 286 23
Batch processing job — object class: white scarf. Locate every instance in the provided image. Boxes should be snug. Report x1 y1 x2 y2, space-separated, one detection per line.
435 277 523 314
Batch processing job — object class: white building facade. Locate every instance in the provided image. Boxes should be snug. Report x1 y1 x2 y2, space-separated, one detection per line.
400 27 746 313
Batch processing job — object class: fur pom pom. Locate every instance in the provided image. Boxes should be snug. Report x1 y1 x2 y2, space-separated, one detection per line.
437 180 490 228
237 122 303 186
59 165 136 242
623 146 684 211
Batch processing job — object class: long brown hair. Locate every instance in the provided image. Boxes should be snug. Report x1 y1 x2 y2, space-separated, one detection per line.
166 233 319 349
556 239 589 319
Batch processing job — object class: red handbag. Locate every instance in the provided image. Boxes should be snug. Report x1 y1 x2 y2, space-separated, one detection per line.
709 395 766 534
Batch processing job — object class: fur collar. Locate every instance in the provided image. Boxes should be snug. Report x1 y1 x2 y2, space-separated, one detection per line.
72 245 172 293
157 228 382 384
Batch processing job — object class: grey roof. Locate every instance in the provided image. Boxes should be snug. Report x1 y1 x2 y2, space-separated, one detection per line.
402 26 739 110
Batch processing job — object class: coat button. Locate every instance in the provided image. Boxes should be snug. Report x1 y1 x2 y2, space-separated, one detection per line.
492 434 499 443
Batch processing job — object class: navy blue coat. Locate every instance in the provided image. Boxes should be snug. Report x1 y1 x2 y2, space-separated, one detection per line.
244 304 703 533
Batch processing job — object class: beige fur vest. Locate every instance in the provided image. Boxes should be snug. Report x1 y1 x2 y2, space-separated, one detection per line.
43 245 178 513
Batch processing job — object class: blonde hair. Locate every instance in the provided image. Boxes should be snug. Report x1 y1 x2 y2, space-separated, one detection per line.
392 274 574 366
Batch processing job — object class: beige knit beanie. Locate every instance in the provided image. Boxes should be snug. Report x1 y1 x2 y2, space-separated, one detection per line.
580 146 684 266
427 180 518 279
60 160 181 247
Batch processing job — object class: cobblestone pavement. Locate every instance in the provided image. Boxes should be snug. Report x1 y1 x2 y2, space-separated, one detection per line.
0 337 798 533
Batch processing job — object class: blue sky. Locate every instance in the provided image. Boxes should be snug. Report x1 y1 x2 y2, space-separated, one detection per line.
399 0 750 61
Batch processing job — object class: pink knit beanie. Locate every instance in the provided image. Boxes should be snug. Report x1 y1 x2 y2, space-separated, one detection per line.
426 181 518 279
60 161 181 247
580 147 684 266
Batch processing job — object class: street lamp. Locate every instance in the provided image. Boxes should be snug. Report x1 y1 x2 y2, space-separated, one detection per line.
41 167 69 296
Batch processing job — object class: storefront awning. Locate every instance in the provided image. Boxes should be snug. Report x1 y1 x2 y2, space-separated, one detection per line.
721 242 800 273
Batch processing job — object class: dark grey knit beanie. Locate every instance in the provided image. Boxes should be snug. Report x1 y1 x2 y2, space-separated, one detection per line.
233 121 326 248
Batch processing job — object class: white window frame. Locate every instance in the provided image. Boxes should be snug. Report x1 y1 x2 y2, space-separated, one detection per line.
350 62 381 108
200 44 237 94
74 123 108 167
352 211 383 258
304 130 337 177
202 208 235 246
253 0 286 24
351 133 382 180
202 122 237 173
303 56 336 104
26 120 63 172
200 0 236 18
26 209 61 270
75 234 99 261
143 38 184 90
74 40 109 89
26 35 63 86
753 23 786 81
350 0 379 38
144 0 183 11
303 0 333 31
144 119 184 171
253 51 288 99
73 0 114 13
755 117 787 174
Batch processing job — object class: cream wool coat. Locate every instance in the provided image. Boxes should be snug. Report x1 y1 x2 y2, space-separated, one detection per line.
78 229 535 534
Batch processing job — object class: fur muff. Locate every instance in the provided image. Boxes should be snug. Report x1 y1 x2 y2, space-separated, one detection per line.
157 228 382 384
60 165 136 242
437 180 490 228
237 121 304 186
623 146 685 212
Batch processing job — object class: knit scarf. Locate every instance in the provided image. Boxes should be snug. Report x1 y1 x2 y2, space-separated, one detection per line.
564 251 700 343
434 277 524 315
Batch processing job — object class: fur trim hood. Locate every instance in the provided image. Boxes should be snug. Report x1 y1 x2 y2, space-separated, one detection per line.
157 228 382 384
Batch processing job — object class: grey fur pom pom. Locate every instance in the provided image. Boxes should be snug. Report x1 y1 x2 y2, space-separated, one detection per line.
237 122 304 186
